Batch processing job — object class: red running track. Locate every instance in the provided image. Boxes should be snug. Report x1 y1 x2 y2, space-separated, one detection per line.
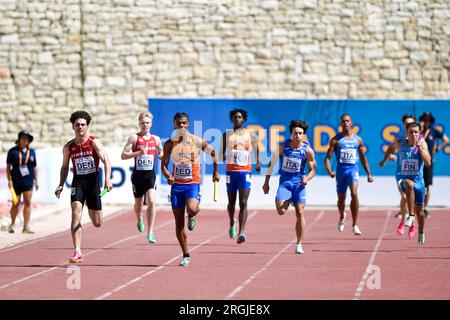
0 208 449 300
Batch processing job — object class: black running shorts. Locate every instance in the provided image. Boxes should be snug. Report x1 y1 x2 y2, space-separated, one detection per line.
71 173 102 210
131 170 156 198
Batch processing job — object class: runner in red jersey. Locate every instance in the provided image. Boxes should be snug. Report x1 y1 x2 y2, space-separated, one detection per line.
55 110 113 264
121 111 163 243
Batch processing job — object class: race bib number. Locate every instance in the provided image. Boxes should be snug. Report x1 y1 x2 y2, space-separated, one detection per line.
19 165 30 177
174 164 193 180
230 149 249 167
74 157 96 175
282 157 302 173
401 159 419 176
136 154 154 171
340 148 357 164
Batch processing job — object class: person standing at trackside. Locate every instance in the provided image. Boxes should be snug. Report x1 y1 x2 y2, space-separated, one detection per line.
390 114 416 236
379 122 431 245
418 112 449 219
121 111 163 243
161 112 220 267
54 110 113 263
324 114 374 235
262 120 316 254
221 109 260 244
6 130 39 234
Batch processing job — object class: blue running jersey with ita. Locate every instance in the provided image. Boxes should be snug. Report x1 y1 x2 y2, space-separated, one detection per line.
334 133 360 170
279 140 308 181
396 138 424 182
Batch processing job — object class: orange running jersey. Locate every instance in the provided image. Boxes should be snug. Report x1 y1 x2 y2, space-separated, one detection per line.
226 128 252 172
171 134 202 184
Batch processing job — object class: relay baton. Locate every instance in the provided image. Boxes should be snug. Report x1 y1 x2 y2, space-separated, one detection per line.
99 188 109 198
213 181 218 202
10 186 19 206
413 134 422 155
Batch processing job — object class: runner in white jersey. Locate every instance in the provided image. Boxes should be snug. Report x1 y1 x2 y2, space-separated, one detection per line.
121 111 163 243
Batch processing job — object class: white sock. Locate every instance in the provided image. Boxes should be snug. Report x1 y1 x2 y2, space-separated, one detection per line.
75 248 82 254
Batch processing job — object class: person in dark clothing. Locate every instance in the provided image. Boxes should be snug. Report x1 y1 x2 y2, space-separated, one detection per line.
6 130 39 234
419 112 449 218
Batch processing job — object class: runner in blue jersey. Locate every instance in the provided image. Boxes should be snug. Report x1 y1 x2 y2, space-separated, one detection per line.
379 122 431 245
262 120 316 254
324 114 374 235
388 114 416 235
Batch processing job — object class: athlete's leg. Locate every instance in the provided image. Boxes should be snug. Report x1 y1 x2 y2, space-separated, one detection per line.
88 208 103 228
275 200 291 215
349 182 359 226
134 196 144 223
275 180 292 215
145 188 156 236
294 203 305 245
403 179 415 217
71 201 84 250
186 198 200 217
337 194 346 218
227 192 237 227
173 207 189 255
237 189 250 235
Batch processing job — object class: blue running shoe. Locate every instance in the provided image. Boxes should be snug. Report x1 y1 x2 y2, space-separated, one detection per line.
236 233 246 244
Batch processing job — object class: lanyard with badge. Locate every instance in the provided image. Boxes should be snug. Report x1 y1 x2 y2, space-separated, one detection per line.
19 148 30 177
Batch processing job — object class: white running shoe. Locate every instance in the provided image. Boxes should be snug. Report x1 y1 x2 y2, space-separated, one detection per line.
405 215 415 227
338 212 346 232
179 256 191 267
418 233 425 245
353 225 362 235
295 244 304 254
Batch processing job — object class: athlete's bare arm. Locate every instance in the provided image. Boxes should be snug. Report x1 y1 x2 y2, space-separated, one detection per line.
156 136 163 159
417 139 432 167
162 140 174 184
379 140 400 168
357 137 374 182
324 137 337 178
301 146 316 186
92 139 113 191
120 134 140 160
262 142 283 194
201 138 220 182
221 131 227 165
55 144 70 198
251 132 261 171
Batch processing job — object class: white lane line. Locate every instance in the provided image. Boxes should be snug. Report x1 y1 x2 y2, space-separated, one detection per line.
95 211 260 300
225 210 326 300
353 211 392 300
0 218 174 291
0 209 129 254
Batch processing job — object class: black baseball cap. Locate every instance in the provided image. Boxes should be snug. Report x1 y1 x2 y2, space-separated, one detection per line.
419 112 435 124
16 130 34 143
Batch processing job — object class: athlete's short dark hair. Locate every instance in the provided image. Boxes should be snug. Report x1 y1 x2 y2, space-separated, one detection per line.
173 112 189 122
402 113 416 123
229 109 248 122
70 110 92 125
289 120 309 134
406 122 421 131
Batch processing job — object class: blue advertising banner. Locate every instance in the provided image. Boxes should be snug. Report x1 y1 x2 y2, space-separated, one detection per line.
149 99 449 177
